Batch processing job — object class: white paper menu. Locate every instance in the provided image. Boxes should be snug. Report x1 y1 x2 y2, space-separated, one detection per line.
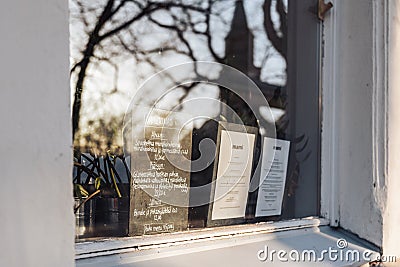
255 138 290 217
211 130 256 220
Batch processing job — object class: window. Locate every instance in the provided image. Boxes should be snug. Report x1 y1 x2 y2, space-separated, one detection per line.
70 0 320 241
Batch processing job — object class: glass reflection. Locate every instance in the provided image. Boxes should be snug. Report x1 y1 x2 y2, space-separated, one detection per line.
70 0 293 240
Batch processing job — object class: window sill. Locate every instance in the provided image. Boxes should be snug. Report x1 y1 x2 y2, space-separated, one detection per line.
76 217 380 266
76 217 327 259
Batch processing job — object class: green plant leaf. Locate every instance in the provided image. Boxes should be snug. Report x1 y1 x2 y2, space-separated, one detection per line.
95 177 102 190
74 184 89 198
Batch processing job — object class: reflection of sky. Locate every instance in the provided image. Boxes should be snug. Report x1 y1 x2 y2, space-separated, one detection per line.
70 0 287 135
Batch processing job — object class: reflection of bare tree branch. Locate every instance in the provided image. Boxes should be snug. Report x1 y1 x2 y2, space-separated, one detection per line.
72 0 208 138
72 0 118 138
116 34 139 57
276 0 287 39
117 34 187 85
148 15 197 69
74 0 90 28
263 0 287 59
71 0 288 153
100 2 205 40
205 0 224 63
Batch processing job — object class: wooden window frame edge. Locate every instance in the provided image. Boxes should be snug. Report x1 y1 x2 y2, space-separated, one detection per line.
75 217 329 260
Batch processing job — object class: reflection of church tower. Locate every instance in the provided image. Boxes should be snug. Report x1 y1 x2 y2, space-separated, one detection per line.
222 0 258 126
224 1 259 78
224 0 282 98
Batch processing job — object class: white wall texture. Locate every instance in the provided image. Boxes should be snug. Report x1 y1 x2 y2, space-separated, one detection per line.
322 0 384 245
384 0 400 257
322 0 400 257
0 1 74 267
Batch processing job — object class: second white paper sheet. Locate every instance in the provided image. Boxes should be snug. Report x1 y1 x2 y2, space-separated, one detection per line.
255 137 290 217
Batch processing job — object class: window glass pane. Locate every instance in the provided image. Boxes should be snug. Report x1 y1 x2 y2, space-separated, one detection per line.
70 0 320 241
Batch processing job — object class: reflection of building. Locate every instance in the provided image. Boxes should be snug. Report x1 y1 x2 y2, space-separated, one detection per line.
223 0 284 109
222 1 259 127
225 1 256 76
2 1 400 266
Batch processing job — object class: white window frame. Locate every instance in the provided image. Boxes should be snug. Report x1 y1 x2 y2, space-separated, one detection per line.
75 2 331 259
76 0 389 261
320 0 388 232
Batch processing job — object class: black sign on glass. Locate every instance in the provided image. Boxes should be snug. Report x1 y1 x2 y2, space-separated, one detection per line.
128 108 193 236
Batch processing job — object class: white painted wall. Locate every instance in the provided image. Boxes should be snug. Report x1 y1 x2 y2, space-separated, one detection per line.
334 0 384 246
321 0 385 247
323 0 400 257
0 1 74 267
384 0 400 257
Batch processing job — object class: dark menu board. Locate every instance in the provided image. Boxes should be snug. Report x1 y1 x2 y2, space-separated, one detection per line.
128 108 193 236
